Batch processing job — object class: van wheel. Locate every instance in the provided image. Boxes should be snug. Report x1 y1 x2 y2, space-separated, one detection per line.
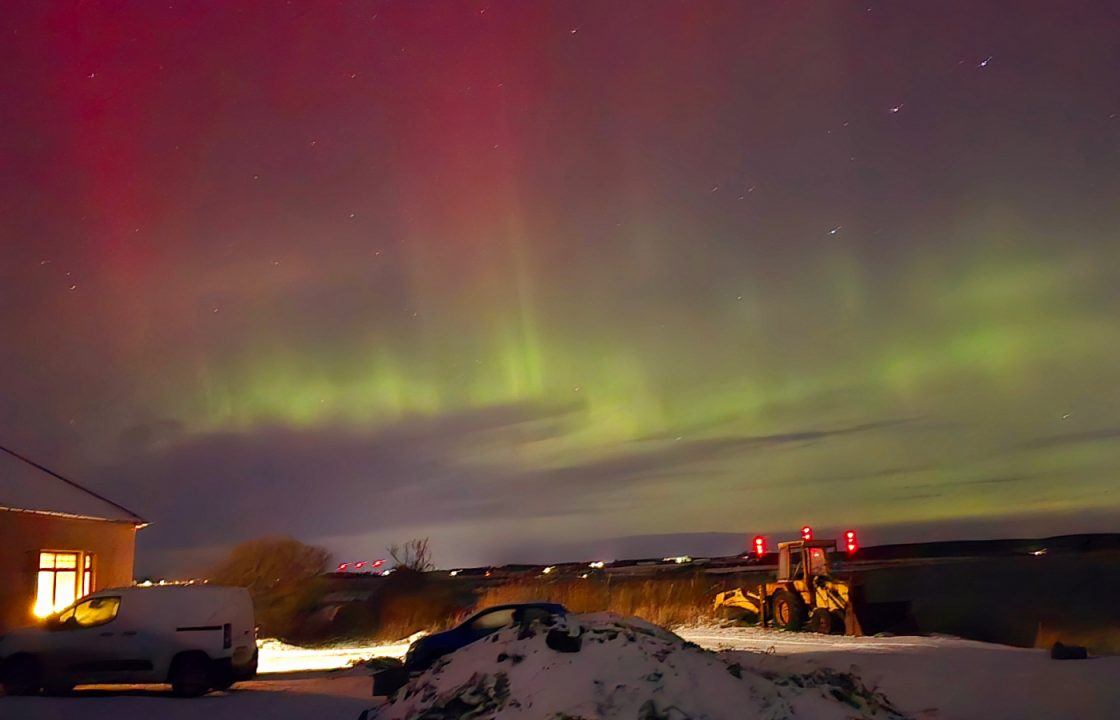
170 653 212 697
42 678 76 696
2 655 42 696
211 668 236 691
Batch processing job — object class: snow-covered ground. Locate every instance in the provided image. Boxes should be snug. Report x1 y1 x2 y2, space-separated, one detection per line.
0 668 375 720
3 623 1118 719
257 636 414 674
678 625 1120 720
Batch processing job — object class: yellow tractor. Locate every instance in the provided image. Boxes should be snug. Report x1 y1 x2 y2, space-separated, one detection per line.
714 539 870 635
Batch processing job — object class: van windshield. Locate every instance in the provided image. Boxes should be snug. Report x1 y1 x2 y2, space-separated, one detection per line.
56 596 121 628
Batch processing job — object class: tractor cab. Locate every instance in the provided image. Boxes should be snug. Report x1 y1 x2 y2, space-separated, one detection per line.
776 539 837 582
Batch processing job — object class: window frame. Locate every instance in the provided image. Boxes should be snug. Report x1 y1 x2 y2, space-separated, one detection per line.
34 550 97 618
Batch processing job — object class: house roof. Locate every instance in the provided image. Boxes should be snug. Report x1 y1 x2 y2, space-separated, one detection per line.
0 444 147 526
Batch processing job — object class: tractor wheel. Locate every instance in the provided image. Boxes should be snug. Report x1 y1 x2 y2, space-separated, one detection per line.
830 611 847 635
808 608 833 634
771 590 805 631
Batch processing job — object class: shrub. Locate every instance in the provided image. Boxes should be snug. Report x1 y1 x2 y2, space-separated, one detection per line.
208 536 331 639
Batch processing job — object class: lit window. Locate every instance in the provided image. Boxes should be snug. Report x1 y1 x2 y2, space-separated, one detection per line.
34 551 88 618
83 554 94 597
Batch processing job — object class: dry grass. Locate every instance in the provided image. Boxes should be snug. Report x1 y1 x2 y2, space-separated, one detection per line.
475 573 716 628
309 572 721 644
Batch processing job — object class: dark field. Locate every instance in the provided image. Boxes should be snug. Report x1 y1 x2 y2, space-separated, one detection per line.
303 536 1120 655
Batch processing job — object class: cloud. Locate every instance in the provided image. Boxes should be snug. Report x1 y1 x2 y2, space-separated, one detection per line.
902 475 1033 492
93 409 913 571
96 402 587 553
526 417 914 492
1018 428 1120 450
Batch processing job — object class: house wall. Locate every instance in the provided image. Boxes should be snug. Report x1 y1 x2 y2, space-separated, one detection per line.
0 509 137 632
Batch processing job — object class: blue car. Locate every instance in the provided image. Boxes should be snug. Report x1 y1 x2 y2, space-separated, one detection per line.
373 603 567 696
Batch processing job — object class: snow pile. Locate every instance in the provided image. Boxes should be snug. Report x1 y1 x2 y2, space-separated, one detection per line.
372 613 909 719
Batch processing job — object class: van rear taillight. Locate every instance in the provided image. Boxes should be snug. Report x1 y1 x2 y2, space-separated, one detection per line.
223 623 232 649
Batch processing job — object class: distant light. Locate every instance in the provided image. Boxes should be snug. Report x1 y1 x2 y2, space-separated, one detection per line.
753 535 767 557
588 561 606 569
662 555 692 564
542 566 556 575
1031 549 1047 557
381 568 394 576
449 569 460 577
801 526 813 541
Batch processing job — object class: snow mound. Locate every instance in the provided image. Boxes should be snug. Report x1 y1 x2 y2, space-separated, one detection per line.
372 613 909 719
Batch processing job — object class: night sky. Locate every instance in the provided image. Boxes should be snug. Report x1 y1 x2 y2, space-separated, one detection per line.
3 1 1119 574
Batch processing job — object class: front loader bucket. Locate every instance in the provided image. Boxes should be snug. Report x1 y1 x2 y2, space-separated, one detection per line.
846 585 917 636
713 587 763 624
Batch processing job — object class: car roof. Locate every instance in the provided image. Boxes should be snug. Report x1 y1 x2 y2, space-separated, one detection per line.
94 584 248 596
468 602 566 616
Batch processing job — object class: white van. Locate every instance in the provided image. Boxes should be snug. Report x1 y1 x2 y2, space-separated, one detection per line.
0 584 257 697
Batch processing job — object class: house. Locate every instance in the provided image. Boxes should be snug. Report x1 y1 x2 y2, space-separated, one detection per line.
0 445 146 631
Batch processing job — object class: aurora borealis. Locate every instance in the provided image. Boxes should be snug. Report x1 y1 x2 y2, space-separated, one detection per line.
2 1 1119 572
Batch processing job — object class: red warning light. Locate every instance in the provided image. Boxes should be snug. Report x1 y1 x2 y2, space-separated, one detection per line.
355 561 365 569
372 559 384 568
845 530 858 554
337 563 348 572
753 535 767 557
801 525 813 541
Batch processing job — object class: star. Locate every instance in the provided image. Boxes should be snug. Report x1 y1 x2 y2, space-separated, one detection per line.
890 104 904 114
828 226 842 235
978 56 992 68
